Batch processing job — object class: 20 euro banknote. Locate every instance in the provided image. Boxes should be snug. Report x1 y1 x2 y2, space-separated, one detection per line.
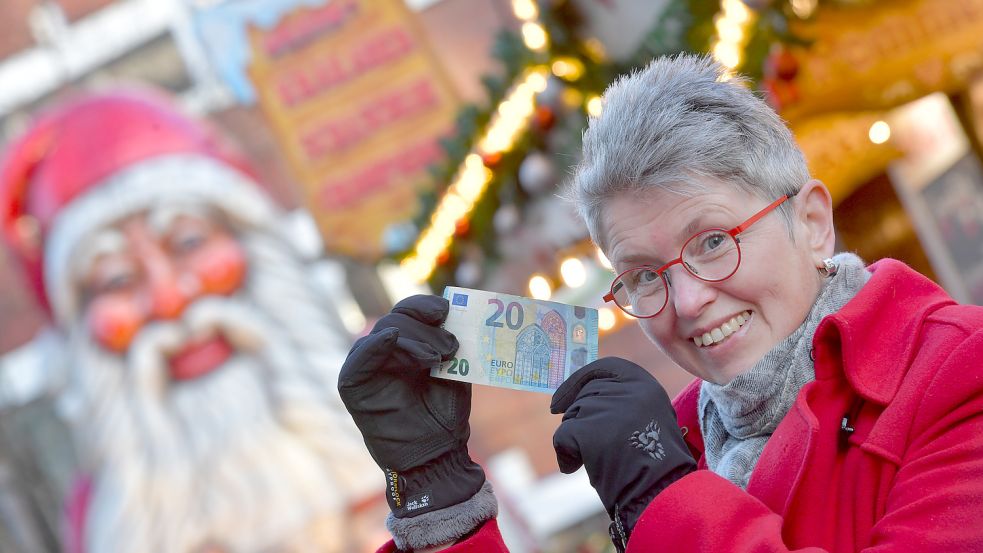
431 287 599 394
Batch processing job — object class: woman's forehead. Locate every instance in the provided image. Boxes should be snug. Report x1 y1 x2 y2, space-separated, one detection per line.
599 184 752 257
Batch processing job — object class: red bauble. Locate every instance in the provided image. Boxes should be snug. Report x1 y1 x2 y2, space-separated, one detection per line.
481 151 503 168
533 106 555 131
762 79 800 111
436 250 451 266
771 48 800 81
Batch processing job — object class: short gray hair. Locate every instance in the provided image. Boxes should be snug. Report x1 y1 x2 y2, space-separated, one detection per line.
566 54 810 249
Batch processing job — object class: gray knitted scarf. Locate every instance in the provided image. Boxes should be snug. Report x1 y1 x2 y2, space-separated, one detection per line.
698 252 870 489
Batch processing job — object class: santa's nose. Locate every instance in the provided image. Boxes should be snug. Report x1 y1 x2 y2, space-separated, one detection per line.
150 278 190 319
141 249 198 320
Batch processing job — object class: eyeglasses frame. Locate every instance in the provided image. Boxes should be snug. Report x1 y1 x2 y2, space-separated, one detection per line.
602 192 798 318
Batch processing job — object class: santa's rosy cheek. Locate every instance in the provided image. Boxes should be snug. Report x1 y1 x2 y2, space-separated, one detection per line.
193 241 247 296
87 296 145 353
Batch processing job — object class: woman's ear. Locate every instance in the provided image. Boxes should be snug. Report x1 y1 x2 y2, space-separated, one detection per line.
794 179 836 261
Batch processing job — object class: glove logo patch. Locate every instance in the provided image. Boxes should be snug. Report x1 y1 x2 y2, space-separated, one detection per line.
630 420 666 461
405 491 433 512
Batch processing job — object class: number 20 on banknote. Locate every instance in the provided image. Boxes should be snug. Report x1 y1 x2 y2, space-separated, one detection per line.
431 287 599 394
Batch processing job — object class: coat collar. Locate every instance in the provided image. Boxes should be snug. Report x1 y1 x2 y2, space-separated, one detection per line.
812 259 955 405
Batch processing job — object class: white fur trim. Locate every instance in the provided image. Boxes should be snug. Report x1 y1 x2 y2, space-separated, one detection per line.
44 154 278 326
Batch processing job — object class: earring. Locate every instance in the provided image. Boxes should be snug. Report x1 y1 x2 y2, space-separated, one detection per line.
817 258 838 277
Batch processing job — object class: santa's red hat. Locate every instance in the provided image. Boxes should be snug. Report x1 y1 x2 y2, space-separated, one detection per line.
0 87 277 324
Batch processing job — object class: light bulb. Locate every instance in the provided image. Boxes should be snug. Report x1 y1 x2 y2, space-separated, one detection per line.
529 275 552 300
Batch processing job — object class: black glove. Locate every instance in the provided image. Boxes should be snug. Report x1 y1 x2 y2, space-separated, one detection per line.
550 357 696 551
338 295 484 519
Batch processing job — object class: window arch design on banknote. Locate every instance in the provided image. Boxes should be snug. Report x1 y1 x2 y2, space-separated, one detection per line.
513 323 552 388
541 310 568 389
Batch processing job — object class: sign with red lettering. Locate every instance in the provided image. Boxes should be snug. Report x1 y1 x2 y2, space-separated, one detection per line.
247 0 458 259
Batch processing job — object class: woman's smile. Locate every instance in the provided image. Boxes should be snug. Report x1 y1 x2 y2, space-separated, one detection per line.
690 310 752 348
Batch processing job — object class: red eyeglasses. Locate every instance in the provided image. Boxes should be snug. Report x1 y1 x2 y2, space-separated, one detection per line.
603 193 796 318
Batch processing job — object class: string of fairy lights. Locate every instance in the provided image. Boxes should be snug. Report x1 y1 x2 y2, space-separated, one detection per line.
400 66 550 283
400 0 775 333
399 0 555 283
711 0 757 77
400 0 568 282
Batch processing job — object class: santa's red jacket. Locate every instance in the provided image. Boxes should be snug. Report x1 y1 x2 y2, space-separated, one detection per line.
377 259 983 552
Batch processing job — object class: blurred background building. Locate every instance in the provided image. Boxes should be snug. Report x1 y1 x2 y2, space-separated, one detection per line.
0 0 982 551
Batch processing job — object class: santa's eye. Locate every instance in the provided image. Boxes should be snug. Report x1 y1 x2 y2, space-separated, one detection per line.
162 213 215 255
103 273 135 291
172 232 206 253
88 260 139 296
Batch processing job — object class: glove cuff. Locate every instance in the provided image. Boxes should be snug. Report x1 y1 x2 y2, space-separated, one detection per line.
387 480 498 551
385 447 486 518
609 463 695 551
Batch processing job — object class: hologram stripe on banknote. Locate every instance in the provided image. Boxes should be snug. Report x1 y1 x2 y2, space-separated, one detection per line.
431 287 599 394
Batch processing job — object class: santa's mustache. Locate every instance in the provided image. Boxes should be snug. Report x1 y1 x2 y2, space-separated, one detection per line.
124 296 272 399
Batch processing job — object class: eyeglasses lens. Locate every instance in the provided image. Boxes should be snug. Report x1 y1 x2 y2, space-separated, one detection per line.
681 230 740 281
612 230 740 317
611 268 668 318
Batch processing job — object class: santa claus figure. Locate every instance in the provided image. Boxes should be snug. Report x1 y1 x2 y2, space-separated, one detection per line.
0 88 380 553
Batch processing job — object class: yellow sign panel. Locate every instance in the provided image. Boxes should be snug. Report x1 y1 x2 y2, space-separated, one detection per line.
783 0 983 122
247 0 458 259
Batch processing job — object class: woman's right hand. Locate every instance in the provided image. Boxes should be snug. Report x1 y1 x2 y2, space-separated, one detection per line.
337 294 485 518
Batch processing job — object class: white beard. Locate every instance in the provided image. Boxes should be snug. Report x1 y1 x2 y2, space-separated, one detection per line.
61 231 378 553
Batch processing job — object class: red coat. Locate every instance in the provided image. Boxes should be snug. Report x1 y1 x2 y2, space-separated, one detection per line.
377 259 983 552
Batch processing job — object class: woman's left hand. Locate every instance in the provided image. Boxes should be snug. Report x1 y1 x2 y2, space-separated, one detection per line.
550 357 696 550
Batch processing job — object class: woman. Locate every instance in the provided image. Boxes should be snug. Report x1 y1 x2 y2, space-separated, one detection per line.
339 54 983 552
